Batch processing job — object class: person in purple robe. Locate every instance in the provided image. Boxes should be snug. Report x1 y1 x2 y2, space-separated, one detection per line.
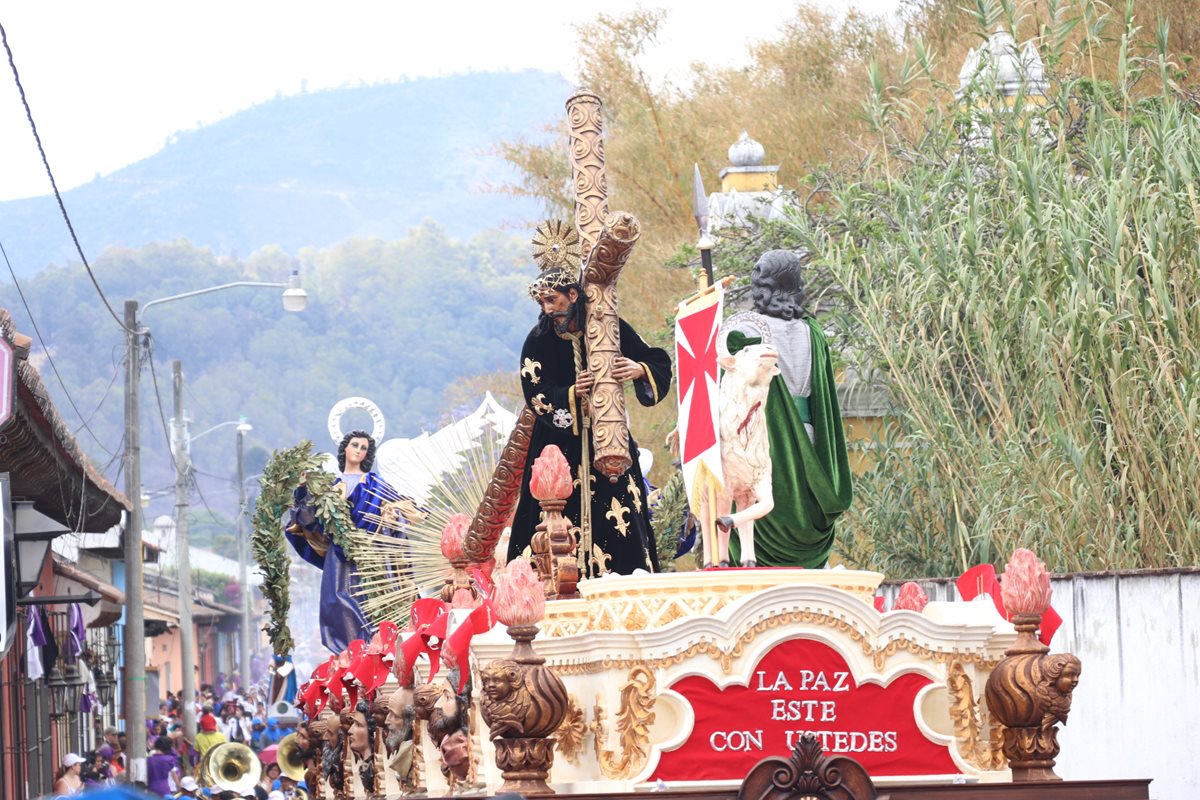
286 429 415 653
146 735 181 795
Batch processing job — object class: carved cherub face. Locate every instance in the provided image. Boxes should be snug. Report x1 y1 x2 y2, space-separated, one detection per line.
1056 660 1081 694
481 664 517 701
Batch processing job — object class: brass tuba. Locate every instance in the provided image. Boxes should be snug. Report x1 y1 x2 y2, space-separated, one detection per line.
205 741 262 795
194 745 216 787
276 732 307 782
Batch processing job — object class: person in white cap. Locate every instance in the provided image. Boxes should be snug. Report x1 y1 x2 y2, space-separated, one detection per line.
53 752 85 796
175 775 201 797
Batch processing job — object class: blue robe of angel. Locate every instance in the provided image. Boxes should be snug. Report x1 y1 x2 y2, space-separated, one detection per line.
285 471 402 654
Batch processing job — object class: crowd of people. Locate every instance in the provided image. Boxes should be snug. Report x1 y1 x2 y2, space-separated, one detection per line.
50 672 308 800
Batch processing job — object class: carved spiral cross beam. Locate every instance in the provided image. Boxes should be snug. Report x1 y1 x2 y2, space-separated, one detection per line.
463 407 535 564
583 213 640 479
565 91 609 257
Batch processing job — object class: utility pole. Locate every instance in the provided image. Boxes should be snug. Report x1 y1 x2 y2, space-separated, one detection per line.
237 424 250 692
122 300 147 779
171 360 197 741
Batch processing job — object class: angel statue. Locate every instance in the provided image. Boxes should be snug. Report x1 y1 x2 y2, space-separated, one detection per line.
285 429 423 652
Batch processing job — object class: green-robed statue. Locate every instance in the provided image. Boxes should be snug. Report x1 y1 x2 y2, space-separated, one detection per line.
723 250 853 568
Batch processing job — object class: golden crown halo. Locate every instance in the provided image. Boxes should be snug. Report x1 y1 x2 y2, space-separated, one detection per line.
528 220 582 300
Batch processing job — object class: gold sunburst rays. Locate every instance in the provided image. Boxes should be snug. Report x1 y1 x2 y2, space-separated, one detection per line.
531 220 582 272
345 412 509 628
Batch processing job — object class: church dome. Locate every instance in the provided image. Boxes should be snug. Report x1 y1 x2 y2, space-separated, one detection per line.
728 131 765 167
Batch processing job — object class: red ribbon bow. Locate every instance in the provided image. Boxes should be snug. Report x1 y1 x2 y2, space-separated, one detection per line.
443 602 498 691
299 658 336 717
399 598 450 683
351 621 399 696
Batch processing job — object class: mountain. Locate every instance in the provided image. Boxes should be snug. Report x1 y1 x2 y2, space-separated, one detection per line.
0 70 572 276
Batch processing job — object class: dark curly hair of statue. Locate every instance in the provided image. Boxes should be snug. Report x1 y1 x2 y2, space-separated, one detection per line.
337 430 376 472
750 249 811 321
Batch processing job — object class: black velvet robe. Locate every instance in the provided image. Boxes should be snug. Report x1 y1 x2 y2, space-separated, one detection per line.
507 318 673 576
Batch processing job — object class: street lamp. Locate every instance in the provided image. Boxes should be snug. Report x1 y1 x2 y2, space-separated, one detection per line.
63 663 84 715
282 270 308 312
47 667 68 719
122 271 306 771
12 500 69 596
95 671 116 708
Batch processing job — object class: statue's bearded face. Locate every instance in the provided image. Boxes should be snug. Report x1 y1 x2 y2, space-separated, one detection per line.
295 725 311 754
320 714 340 747
538 288 580 333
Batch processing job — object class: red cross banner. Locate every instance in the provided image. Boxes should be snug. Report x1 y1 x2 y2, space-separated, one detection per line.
675 282 725 508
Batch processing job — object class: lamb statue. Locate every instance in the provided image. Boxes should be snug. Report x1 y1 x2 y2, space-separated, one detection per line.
697 340 781 567
720 249 853 568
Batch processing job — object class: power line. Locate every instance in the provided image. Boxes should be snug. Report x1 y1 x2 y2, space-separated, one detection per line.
70 352 122 441
143 335 180 474
0 22 132 334
190 472 227 524
1 240 118 457
192 468 237 485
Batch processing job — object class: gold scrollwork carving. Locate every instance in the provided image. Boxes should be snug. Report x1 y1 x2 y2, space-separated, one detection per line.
590 667 656 780
552 610 1004 676
947 660 1007 771
555 695 587 764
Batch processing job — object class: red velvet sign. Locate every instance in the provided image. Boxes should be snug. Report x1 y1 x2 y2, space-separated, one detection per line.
652 638 958 781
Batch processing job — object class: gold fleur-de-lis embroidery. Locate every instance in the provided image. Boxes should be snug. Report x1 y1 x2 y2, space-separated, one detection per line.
521 358 543 385
627 475 643 514
606 498 631 538
531 394 553 415
573 471 596 500
590 544 612 576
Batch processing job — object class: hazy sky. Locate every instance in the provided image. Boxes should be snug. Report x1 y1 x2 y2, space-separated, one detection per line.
0 1 899 202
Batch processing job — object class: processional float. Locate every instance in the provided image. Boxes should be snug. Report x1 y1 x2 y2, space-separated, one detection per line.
253 89 1150 800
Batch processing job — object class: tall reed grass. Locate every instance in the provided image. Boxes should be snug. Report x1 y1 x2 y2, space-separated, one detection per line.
799 3 1200 575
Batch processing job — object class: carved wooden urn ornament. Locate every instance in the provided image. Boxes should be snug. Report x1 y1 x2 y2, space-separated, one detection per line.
529 445 581 599
984 548 1082 781
481 558 569 794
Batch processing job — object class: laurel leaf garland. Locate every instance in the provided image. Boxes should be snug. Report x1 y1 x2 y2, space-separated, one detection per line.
251 440 353 655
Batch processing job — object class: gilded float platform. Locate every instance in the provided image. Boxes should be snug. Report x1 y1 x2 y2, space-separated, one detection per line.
467 568 1021 794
